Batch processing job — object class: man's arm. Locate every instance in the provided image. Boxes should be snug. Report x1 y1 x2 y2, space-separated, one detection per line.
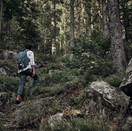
28 51 36 77
32 65 35 77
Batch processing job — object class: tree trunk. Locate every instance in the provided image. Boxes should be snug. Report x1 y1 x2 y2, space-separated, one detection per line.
70 0 75 59
102 0 109 37
0 0 3 37
108 0 127 75
90 7 94 31
51 0 56 55
77 0 81 37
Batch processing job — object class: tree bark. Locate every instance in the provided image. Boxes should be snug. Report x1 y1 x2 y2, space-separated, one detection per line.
108 0 127 75
0 0 3 37
70 0 75 59
102 0 109 37
77 0 81 37
51 0 56 55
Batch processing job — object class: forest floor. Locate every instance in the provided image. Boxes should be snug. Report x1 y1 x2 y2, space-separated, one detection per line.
1 102 38 131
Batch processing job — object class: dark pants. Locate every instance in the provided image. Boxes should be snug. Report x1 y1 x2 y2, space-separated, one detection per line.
17 69 39 96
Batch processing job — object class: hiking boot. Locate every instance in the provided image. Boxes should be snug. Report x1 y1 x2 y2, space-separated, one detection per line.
16 95 23 104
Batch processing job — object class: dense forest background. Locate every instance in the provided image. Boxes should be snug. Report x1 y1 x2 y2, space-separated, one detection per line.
0 0 132 71
0 0 132 69
0 0 132 130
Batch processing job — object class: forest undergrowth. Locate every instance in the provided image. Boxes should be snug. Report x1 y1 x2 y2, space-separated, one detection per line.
0 35 124 131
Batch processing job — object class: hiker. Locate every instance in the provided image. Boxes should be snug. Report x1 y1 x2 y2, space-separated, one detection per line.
16 44 39 104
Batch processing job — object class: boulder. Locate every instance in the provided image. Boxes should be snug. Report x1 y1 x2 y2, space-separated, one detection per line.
0 50 17 63
0 92 16 111
48 110 82 127
120 59 132 98
11 97 55 127
82 81 130 131
48 113 63 127
0 68 7 75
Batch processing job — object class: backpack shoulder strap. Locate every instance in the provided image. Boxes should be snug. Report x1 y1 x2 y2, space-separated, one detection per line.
21 51 25 64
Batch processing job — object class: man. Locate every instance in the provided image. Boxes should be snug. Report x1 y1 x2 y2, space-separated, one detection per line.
16 44 39 104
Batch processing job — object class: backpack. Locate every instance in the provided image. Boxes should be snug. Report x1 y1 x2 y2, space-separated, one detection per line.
17 49 29 70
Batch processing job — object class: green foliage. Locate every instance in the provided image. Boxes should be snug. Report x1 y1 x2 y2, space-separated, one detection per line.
0 1 131 131
105 74 123 87
71 118 105 131
52 119 73 131
31 66 86 98
38 69 77 87
0 60 17 75
66 33 112 83
52 117 106 131
2 0 41 46
15 101 41 127
0 124 4 131
0 75 19 92
50 99 62 113
68 90 87 107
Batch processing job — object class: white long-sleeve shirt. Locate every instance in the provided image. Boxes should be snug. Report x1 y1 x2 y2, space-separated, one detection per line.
18 50 35 73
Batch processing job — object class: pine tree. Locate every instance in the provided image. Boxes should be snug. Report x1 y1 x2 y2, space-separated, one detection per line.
108 0 127 75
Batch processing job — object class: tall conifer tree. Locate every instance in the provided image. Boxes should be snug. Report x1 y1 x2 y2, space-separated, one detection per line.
108 0 127 75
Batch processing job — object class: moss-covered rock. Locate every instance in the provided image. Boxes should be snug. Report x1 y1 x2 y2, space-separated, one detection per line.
82 81 130 131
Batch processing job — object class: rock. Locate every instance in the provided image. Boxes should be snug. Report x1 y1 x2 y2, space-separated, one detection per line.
82 81 130 130
0 50 17 63
0 68 7 75
48 113 63 127
0 92 16 111
90 81 129 107
122 116 132 131
11 97 55 127
47 109 82 128
120 58 132 98
48 70 55 75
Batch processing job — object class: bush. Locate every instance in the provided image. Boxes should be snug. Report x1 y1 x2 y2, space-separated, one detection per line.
64 34 112 83
0 124 4 131
53 120 73 131
52 117 106 131
105 74 123 87
0 60 17 76
0 75 19 92
38 68 78 87
15 101 41 127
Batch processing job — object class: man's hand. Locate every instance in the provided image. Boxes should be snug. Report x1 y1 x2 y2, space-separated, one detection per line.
32 70 35 77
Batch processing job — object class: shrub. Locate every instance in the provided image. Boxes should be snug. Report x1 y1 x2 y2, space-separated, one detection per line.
53 120 73 131
15 101 41 127
105 74 123 87
38 69 78 87
64 34 112 81
0 60 17 76
52 117 106 131
0 75 19 92
0 124 4 131
71 117 106 131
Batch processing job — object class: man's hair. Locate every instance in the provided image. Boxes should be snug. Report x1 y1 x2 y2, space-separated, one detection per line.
25 44 32 50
